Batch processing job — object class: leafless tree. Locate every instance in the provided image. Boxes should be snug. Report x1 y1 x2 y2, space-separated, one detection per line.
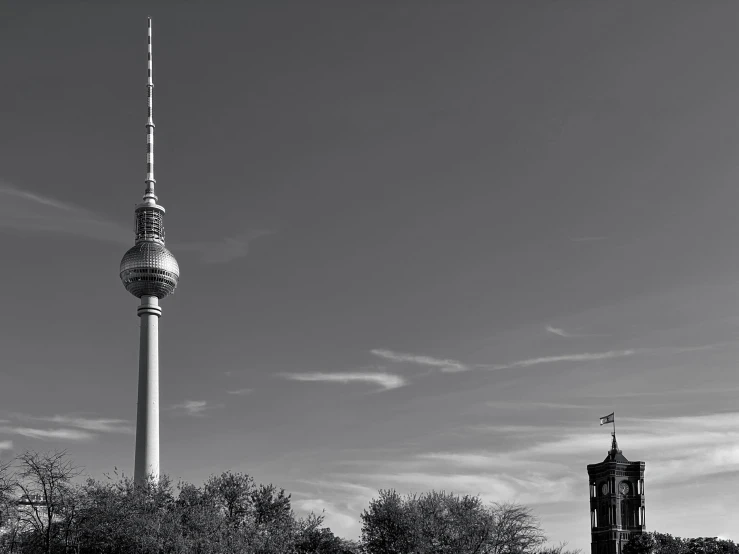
487 502 547 554
536 542 583 554
0 459 14 521
0 459 20 553
14 450 82 554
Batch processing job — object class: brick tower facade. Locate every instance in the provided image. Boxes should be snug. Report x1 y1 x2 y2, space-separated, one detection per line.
587 434 645 554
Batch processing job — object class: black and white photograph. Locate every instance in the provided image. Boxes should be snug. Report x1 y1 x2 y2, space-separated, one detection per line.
0 2 737 552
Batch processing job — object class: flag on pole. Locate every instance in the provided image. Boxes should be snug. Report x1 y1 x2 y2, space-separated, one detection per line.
600 413 614 425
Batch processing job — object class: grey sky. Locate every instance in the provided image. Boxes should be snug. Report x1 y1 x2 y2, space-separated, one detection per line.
1 0 738 547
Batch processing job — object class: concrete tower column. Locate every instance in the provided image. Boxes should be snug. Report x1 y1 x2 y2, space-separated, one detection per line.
134 295 162 483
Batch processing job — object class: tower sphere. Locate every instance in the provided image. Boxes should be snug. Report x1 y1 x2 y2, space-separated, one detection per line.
120 241 179 298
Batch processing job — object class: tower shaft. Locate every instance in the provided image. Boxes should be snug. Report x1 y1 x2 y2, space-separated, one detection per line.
134 295 162 483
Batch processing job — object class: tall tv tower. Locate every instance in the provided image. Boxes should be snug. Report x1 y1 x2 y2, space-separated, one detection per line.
120 18 180 484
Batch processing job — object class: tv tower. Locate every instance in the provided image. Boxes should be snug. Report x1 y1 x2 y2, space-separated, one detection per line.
120 17 180 484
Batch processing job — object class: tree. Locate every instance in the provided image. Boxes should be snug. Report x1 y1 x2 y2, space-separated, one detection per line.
337 538 365 554
535 542 582 554
176 481 223 554
251 484 292 528
295 512 350 554
684 537 739 554
75 471 185 554
14 450 82 554
0 458 22 553
204 471 255 526
360 489 417 554
653 533 689 554
408 491 493 554
248 483 296 554
0 459 14 528
488 502 547 554
623 533 739 554
360 489 555 554
624 534 657 554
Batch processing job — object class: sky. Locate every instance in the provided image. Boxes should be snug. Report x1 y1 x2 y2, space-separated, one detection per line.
1 0 738 549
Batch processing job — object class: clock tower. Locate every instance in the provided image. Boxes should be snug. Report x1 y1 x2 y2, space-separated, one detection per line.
587 434 645 554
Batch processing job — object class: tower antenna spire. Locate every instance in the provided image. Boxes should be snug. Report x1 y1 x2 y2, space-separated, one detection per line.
144 16 157 203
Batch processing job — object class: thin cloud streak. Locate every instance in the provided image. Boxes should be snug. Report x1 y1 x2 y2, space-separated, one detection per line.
295 479 379 499
0 186 74 211
0 182 270 263
545 325 607 338
584 386 739 399
486 400 596 410
226 388 253 395
281 372 406 390
370 349 468 372
545 325 572 338
0 426 94 441
172 229 275 264
481 349 637 370
170 400 209 416
416 452 566 473
37 415 133 434
338 470 578 506
0 182 129 244
570 236 607 242
0 440 12 451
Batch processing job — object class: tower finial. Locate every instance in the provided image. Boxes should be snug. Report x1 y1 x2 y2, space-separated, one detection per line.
144 16 157 203
610 432 620 454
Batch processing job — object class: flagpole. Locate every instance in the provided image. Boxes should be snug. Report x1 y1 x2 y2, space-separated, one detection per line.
612 412 616 438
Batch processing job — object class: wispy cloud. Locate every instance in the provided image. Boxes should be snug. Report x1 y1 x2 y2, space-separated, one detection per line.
170 400 209 416
295 479 379 500
570 236 607 242
0 440 13 451
32 415 133 434
226 388 253 396
584 385 739 399
545 325 573 338
0 182 129 244
293 498 358 538
485 400 596 410
323 411 739 520
0 182 271 264
416 452 564 473
460 412 739 483
665 342 727 354
281 372 407 391
2 414 134 441
545 325 608 338
337 469 578 506
0 426 94 441
481 349 636 370
370 349 468 373
1 186 74 211
285 414 739 546
172 229 275 264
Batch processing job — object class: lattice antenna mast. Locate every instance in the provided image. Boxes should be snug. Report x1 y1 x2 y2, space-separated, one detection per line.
144 16 157 203
132 17 166 245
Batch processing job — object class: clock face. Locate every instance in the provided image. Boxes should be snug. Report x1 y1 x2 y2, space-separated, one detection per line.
601 483 609 495
619 482 630 495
